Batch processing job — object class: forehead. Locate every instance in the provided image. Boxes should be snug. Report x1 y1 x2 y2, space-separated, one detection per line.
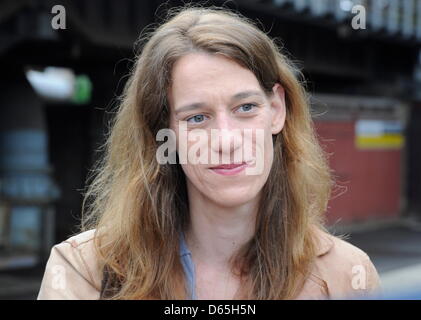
168 53 263 105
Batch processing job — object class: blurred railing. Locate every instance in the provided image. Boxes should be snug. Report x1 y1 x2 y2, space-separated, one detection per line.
0 0 420 55
265 0 421 41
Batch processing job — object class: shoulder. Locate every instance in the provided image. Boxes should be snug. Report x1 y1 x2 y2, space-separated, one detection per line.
37 229 103 299
54 229 102 286
324 231 370 261
311 229 382 299
62 229 97 248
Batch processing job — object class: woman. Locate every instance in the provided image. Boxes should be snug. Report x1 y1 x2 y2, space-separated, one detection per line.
37 5 382 300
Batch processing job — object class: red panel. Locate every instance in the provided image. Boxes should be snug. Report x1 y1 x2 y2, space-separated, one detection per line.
314 120 402 225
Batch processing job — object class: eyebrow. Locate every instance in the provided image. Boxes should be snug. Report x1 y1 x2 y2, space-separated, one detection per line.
174 90 264 115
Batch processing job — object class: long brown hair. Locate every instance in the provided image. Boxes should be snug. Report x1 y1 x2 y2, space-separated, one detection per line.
79 4 333 299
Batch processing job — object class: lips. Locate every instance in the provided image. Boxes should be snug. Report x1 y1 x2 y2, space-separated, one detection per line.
209 162 248 176
211 163 245 170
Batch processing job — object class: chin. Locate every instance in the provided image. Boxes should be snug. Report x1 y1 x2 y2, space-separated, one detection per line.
207 186 261 208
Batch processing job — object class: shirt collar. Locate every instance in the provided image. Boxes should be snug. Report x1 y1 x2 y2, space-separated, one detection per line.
179 231 192 257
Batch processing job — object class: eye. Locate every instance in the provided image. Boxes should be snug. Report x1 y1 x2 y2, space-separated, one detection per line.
186 114 207 124
237 103 257 113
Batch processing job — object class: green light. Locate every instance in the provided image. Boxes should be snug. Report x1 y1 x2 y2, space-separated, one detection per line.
72 75 92 104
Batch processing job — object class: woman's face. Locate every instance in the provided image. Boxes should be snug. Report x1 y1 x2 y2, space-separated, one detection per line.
167 52 285 208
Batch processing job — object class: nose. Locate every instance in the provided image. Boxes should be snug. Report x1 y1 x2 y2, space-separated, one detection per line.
210 113 243 163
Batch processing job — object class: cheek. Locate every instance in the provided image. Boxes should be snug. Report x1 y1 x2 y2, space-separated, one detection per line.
264 131 275 163
248 120 275 175
262 112 275 166
180 163 199 180
180 163 222 196
252 132 274 179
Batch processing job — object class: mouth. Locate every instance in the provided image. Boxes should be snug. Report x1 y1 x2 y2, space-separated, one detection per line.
209 162 249 176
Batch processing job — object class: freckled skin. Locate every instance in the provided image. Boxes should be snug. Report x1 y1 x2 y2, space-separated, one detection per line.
167 52 285 209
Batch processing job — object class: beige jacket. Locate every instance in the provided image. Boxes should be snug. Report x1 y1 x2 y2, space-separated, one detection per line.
37 228 382 300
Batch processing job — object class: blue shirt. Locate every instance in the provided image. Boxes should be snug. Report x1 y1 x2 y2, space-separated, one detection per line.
179 232 197 299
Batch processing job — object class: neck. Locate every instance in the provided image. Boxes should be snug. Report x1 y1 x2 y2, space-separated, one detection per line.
185 185 259 268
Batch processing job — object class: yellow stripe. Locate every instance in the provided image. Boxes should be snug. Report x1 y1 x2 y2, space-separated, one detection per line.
356 134 404 149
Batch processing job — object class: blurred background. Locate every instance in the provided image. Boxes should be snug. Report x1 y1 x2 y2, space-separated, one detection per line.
0 0 420 299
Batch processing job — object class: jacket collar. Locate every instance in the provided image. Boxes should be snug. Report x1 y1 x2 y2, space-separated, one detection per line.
314 228 334 257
